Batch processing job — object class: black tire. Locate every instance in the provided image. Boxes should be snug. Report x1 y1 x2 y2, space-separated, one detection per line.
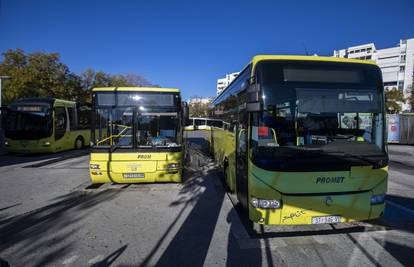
74 136 84 149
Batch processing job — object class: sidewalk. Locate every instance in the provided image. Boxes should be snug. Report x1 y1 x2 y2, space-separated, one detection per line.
388 144 414 168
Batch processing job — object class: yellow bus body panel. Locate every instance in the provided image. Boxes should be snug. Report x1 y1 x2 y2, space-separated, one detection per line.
89 152 182 184
212 127 236 191
5 128 90 154
248 162 387 225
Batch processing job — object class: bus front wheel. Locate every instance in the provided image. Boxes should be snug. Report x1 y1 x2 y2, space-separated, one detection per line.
75 137 84 149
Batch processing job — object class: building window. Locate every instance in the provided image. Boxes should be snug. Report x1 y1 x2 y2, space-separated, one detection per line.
400 55 406 62
398 82 404 90
384 81 398 87
366 55 372 59
400 66 405 72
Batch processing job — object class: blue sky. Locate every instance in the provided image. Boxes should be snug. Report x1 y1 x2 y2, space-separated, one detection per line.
1 0 413 99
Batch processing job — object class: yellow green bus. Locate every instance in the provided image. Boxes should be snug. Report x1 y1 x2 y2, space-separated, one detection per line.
4 98 90 153
211 55 388 226
89 87 185 184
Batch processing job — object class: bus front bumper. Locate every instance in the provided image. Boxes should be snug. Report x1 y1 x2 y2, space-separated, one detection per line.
89 168 182 184
248 178 387 225
5 139 55 153
249 192 385 225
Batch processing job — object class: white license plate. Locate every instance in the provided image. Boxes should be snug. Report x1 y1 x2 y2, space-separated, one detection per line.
123 173 145 178
312 215 341 224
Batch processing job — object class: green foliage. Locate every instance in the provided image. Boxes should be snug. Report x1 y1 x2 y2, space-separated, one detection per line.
385 87 405 114
0 49 155 105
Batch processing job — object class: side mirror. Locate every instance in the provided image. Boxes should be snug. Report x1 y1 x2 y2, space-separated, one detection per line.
246 76 261 112
182 102 189 125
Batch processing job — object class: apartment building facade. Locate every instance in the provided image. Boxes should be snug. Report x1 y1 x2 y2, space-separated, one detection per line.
334 38 414 111
216 72 239 96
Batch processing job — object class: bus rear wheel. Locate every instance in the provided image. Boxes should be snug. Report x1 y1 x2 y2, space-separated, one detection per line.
75 137 84 149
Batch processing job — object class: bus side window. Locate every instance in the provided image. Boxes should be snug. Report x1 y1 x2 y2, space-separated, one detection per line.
55 107 67 140
68 107 77 131
78 109 90 129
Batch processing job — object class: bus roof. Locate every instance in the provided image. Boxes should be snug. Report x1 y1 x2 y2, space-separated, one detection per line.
251 55 377 66
11 98 76 105
92 87 180 93
214 55 378 102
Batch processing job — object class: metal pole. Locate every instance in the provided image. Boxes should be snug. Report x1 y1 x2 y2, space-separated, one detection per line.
0 78 2 111
0 76 11 155
0 78 3 155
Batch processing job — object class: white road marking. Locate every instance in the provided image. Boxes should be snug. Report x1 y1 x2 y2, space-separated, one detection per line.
386 200 414 216
88 255 104 264
62 255 79 265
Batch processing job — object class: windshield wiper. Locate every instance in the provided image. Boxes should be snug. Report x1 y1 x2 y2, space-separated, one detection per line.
323 151 381 167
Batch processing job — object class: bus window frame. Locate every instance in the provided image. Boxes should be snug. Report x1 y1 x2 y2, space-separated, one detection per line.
91 91 183 153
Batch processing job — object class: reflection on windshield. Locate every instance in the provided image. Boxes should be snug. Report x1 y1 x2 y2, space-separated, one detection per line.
296 88 380 114
5 110 52 140
112 108 133 147
94 109 180 149
251 86 385 165
137 113 179 148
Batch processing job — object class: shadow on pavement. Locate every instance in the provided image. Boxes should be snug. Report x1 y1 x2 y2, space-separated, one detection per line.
372 237 413 267
380 194 414 234
92 245 128 267
137 138 262 267
0 190 120 267
0 148 89 168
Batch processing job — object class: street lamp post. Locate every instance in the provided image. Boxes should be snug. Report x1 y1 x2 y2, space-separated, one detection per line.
0 76 11 155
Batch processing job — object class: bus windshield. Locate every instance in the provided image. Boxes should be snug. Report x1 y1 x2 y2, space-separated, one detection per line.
5 104 52 140
93 92 181 149
252 60 386 170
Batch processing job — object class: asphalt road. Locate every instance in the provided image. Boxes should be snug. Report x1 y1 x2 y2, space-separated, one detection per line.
0 141 413 267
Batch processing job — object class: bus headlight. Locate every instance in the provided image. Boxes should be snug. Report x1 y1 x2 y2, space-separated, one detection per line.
251 197 282 209
167 163 180 169
90 164 100 169
4 141 9 146
43 141 51 146
371 194 385 205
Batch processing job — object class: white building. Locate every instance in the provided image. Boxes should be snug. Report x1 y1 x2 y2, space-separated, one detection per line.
217 72 239 95
334 38 414 111
188 97 212 106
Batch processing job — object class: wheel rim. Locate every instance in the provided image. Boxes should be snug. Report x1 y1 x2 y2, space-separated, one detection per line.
76 139 82 149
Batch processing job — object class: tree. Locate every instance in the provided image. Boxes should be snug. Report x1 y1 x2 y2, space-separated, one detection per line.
112 73 153 87
385 87 405 114
188 96 213 117
0 49 84 104
0 49 158 105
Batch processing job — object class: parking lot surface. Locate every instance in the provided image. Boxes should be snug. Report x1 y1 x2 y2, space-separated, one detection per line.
0 141 413 267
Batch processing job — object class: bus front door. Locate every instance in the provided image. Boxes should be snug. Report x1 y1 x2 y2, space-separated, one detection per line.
236 114 248 210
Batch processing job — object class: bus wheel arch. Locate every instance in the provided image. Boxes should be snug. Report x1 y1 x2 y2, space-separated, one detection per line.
75 136 84 149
